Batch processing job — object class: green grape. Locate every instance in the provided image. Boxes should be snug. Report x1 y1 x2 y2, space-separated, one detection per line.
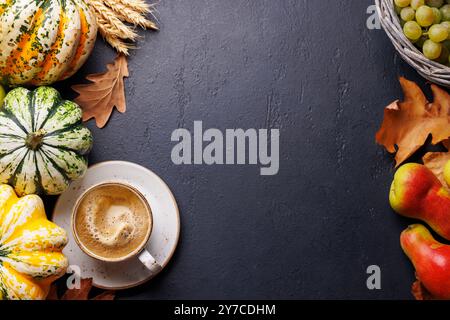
404 20 423 40
440 4 450 21
395 0 450 65
401 7 416 21
423 39 442 59
411 0 425 9
432 7 442 23
441 21 450 38
0 85 5 107
416 5 435 26
426 0 444 7
429 24 448 41
395 0 412 7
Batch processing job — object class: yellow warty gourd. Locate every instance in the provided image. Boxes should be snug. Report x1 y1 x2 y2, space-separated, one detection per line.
0 184 68 300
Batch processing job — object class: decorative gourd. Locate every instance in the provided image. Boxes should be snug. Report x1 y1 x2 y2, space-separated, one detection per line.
0 86 93 196
0 0 97 86
0 184 68 300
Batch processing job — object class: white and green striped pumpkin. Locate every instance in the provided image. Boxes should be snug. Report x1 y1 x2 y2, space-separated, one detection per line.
0 0 97 86
0 86 93 196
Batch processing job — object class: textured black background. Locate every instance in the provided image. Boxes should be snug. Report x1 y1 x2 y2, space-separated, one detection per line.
46 0 436 299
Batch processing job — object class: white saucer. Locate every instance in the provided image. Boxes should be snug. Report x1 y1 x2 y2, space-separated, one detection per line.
52 161 180 290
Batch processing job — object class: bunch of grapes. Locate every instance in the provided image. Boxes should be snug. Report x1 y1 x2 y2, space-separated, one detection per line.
396 0 450 65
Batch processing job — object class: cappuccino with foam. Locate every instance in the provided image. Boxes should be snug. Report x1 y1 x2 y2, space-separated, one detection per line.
73 183 152 261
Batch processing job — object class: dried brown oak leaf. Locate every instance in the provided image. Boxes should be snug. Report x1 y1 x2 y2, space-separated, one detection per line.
423 139 450 187
72 54 129 128
47 278 115 300
376 77 450 167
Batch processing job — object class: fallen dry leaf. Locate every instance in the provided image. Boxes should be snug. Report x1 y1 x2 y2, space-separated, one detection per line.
61 278 93 300
47 278 115 300
72 54 129 128
92 290 116 300
46 283 59 300
423 140 450 187
376 77 450 167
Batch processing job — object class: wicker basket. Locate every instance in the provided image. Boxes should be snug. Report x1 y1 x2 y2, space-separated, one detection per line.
375 0 450 87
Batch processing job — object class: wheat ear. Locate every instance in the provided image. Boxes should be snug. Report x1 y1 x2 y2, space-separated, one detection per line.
103 0 158 29
104 34 134 55
90 0 138 40
116 0 153 14
88 0 158 54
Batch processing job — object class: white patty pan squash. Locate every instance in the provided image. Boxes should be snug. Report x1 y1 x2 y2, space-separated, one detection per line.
0 184 68 300
0 0 97 86
0 86 93 196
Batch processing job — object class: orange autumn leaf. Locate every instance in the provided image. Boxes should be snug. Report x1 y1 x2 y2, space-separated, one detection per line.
46 283 59 300
72 54 129 128
376 77 450 167
61 278 93 300
47 278 115 300
92 291 116 300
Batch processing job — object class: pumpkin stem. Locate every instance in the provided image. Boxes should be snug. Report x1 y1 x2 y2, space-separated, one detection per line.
26 129 46 151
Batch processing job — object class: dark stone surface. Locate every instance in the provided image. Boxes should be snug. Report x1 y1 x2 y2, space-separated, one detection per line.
46 0 435 299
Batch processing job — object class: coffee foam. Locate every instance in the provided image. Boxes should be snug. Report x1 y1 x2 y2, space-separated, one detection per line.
75 185 151 260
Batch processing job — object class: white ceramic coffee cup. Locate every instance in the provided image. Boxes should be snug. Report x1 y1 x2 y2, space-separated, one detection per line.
72 182 162 275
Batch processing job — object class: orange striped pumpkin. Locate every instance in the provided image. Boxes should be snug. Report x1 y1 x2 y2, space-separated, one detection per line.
0 0 97 86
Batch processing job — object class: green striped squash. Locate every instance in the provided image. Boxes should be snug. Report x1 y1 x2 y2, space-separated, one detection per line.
0 86 93 196
0 0 97 86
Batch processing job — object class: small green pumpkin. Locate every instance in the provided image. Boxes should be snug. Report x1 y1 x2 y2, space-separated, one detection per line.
0 86 93 196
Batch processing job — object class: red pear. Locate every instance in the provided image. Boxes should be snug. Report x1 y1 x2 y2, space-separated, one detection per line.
401 224 450 299
390 163 450 240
